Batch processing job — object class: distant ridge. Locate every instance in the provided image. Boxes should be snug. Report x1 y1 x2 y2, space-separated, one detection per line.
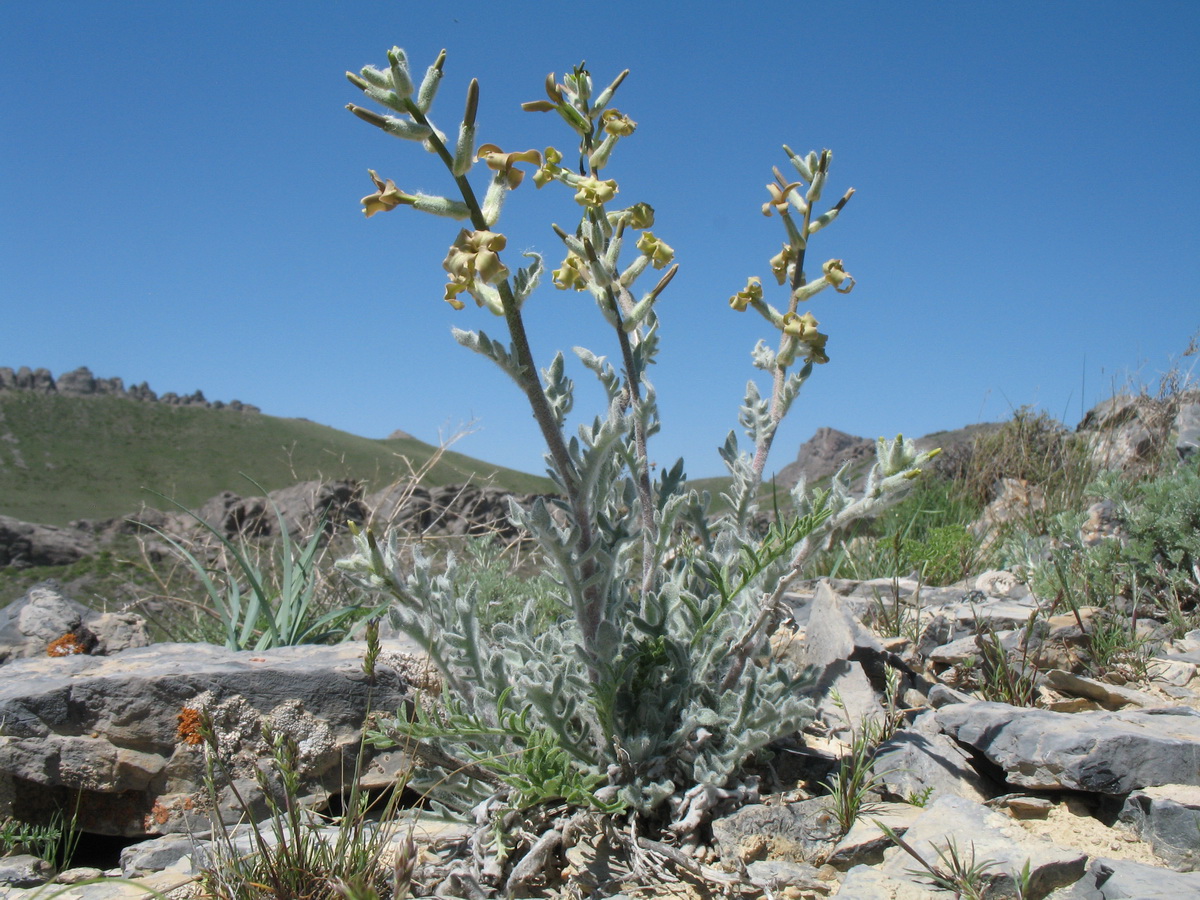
0 365 260 413
0 374 554 525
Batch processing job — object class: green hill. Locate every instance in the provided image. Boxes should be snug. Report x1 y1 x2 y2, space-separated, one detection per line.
0 391 554 526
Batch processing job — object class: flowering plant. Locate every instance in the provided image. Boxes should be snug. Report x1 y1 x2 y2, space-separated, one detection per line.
337 46 936 886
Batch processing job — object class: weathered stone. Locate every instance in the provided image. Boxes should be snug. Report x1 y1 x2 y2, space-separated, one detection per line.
0 855 54 888
1059 856 1200 899
1044 669 1160 709
119 832 202 877
974 570 1033 600
827 803 921 870
834 865 941 899
873 712 992 806
0 584 149 665
0 518 96 568
937 702 1200 794
0 640 418 836
1177 397 1200 463
1119 784 1200 871
710 797 841 864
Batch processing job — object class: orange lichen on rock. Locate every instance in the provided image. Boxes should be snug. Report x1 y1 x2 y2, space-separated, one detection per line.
46 632 87 657
177 707 205 746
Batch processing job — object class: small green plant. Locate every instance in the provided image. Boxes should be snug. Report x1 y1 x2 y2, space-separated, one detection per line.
903 524 983 587
823 715 888 834
906 786 934 808
145 480 374 650
336 46 935 883
0 805 80 868
1030 464 1200 674
450 536 564 636
970 611 1042 707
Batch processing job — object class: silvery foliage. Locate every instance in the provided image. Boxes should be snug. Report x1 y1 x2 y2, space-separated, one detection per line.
338 311 933 821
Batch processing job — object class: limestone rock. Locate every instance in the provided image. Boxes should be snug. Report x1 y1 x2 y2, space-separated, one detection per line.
0 640 417 836
873 712 992 806
1057 856 1200 898
710 797 841 864
0 855 54 889
937 702 1200 794
879 796 1087 898
0 583 149 665
1119 784 1200 871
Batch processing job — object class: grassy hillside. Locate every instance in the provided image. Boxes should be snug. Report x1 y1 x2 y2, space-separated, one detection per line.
0 392 554 525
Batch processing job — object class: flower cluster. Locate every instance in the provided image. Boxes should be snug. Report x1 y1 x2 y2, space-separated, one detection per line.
728 148 857 364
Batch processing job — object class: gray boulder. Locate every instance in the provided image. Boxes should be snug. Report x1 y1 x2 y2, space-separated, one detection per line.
0 640 419 836
1119 785 1200 871
0 583 149 665
0 854 55 888
873 711 992 806
937 702 1200 794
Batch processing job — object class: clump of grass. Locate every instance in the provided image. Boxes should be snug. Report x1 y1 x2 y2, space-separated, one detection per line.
877 820 1035 900
823 712 890 835
969 611 1043 707
197 624 415 900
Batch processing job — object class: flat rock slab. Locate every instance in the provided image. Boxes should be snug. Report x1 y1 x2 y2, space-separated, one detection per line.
1053 856 1200 899
936 701 1200 794
0 640 420 835
880 795 1087 898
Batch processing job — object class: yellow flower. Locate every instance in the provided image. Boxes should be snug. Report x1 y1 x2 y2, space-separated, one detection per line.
822 259 856 293
803 331 830 364
769 243 798 285
781 310 820 339
762 180 801 217
444 229 509 286
444 279 469 310
625 202 655 229
533 146 564 188
636 232 674 269
360 169 413 217
574 176 619 207
476 144 542 189
781 311 830 364
601 109 637 136
729 277 762 312
553 252 588 290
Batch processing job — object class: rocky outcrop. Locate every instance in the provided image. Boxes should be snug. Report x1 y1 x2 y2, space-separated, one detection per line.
0 366 260 413
0 639 422 837
0 516 96 568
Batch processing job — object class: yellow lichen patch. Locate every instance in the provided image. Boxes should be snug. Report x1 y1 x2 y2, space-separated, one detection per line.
176 707 205 746
46 632 87 657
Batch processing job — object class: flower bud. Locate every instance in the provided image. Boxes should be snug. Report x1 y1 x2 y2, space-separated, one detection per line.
783 145 814 182
386 47 414 100
416 50 446 112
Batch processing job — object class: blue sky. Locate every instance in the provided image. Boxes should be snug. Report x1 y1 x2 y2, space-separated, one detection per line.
3 1 1197 480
